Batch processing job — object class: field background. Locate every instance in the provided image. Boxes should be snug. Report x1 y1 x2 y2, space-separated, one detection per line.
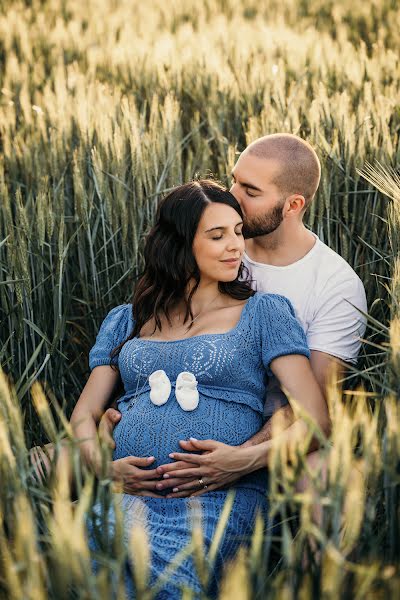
1 0 400 598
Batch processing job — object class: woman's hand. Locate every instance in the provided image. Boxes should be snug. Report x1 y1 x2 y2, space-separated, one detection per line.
156 439 261 498
109 456 163 496
98 407 122 449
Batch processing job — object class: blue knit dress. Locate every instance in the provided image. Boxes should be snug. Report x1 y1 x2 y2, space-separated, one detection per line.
87 292 309 598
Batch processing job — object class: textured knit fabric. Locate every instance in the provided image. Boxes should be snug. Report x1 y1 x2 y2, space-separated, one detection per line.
87 291 310 598
88 491 268 599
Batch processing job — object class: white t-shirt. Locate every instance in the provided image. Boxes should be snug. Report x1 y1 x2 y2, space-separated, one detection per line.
242 233 368 418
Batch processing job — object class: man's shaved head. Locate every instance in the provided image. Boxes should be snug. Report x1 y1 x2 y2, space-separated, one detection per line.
246 133 321 208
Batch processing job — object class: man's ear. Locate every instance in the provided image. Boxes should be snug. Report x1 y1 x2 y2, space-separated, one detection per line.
285 194 306 216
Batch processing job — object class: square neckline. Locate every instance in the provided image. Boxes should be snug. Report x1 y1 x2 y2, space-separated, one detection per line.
136 293 256 344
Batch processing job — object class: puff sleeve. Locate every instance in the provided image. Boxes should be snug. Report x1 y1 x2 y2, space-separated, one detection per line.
88 304 134 371
258 293 310 371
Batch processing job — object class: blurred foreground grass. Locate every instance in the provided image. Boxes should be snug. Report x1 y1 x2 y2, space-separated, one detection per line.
1 0 400 597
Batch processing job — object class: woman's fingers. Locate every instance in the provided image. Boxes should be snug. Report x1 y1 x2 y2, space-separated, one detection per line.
156 460 198 474
127 467 160 481
113 477 161 494
165 481 218 498
162 467 203 479
118 478 161 494
98 427 115 449
105 407 122 423
168 452 207 464
166 474 235 497
127 456 155 467
110 457 160 482
98 408 121 449
171 479 205 492
128 479 161 491
187 438 219 450
165 489 194 498
124 488 162 498
178 440 199 451
189 483 219 497
155 476 193 491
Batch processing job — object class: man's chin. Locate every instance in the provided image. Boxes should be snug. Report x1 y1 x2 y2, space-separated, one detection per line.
243 229 271 239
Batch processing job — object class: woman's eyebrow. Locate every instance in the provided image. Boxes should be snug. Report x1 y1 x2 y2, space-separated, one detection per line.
205 221 243 233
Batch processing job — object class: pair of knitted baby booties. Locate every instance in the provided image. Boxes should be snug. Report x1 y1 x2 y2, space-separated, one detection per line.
149 370 199 411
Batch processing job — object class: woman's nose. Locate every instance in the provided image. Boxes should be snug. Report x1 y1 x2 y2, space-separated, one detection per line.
226 232 243 252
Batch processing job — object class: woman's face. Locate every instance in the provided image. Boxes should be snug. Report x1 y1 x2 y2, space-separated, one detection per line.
192 203 245 283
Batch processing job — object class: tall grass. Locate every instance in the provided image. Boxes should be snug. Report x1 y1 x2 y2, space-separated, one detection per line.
0 0 399 597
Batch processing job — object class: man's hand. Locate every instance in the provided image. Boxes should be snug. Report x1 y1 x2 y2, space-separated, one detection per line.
109 456 163 496
98 407 121 449
156 438 260 498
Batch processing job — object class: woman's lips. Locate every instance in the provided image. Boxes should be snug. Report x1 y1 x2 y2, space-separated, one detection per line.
220 258 240 265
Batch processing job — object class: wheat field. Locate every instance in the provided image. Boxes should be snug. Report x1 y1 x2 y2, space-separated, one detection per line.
0 0 400 598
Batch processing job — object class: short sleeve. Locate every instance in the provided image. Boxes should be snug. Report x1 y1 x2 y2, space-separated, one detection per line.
88 304 134 371
257 293 310 370
307 275 367 363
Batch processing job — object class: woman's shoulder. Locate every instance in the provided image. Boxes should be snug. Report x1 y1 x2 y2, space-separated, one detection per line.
252 291 296 316
105 303 133 321
250 293 309 364
89 304 134 371
97 303 134 339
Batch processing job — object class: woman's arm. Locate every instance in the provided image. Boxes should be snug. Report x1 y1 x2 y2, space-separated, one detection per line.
244 353 331 470
234 354 331 469
69 365 121 474
270 353 331 439
69 367 161 495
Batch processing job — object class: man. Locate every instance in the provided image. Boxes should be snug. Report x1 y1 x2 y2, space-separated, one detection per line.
98 133 367 498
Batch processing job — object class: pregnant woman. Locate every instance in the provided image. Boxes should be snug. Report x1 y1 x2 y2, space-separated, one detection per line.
71 180 328 598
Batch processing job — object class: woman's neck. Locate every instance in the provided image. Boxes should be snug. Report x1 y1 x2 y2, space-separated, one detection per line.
184 280 223 315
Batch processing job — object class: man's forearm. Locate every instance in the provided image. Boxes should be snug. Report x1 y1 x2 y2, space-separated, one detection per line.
244 416 328 472
240 403 295 448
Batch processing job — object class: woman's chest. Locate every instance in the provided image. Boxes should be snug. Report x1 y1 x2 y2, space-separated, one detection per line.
139 302 248 341
117 333 261 390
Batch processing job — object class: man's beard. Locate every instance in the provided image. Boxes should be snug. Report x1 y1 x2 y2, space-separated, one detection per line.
242 203 284 239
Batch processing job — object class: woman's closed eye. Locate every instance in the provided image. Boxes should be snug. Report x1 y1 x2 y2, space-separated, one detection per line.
212 230 243 240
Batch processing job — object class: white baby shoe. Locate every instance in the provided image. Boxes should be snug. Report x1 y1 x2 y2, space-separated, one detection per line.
149 370 171 406
175 371 199 411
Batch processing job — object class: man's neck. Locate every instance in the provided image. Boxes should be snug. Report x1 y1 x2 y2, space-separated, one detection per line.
245 225 316 267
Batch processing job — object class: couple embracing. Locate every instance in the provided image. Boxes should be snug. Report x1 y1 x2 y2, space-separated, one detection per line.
35 133 367 598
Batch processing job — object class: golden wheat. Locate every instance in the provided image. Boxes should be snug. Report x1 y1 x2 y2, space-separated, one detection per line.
1 1 399 598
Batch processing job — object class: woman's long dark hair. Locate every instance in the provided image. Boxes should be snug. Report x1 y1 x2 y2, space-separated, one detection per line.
110 179 254 365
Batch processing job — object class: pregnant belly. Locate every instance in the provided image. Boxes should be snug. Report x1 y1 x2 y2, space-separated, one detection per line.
112 392 263 467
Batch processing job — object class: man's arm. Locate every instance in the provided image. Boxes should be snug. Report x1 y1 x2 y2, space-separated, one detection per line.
240 404 293 448
309 349 347 397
